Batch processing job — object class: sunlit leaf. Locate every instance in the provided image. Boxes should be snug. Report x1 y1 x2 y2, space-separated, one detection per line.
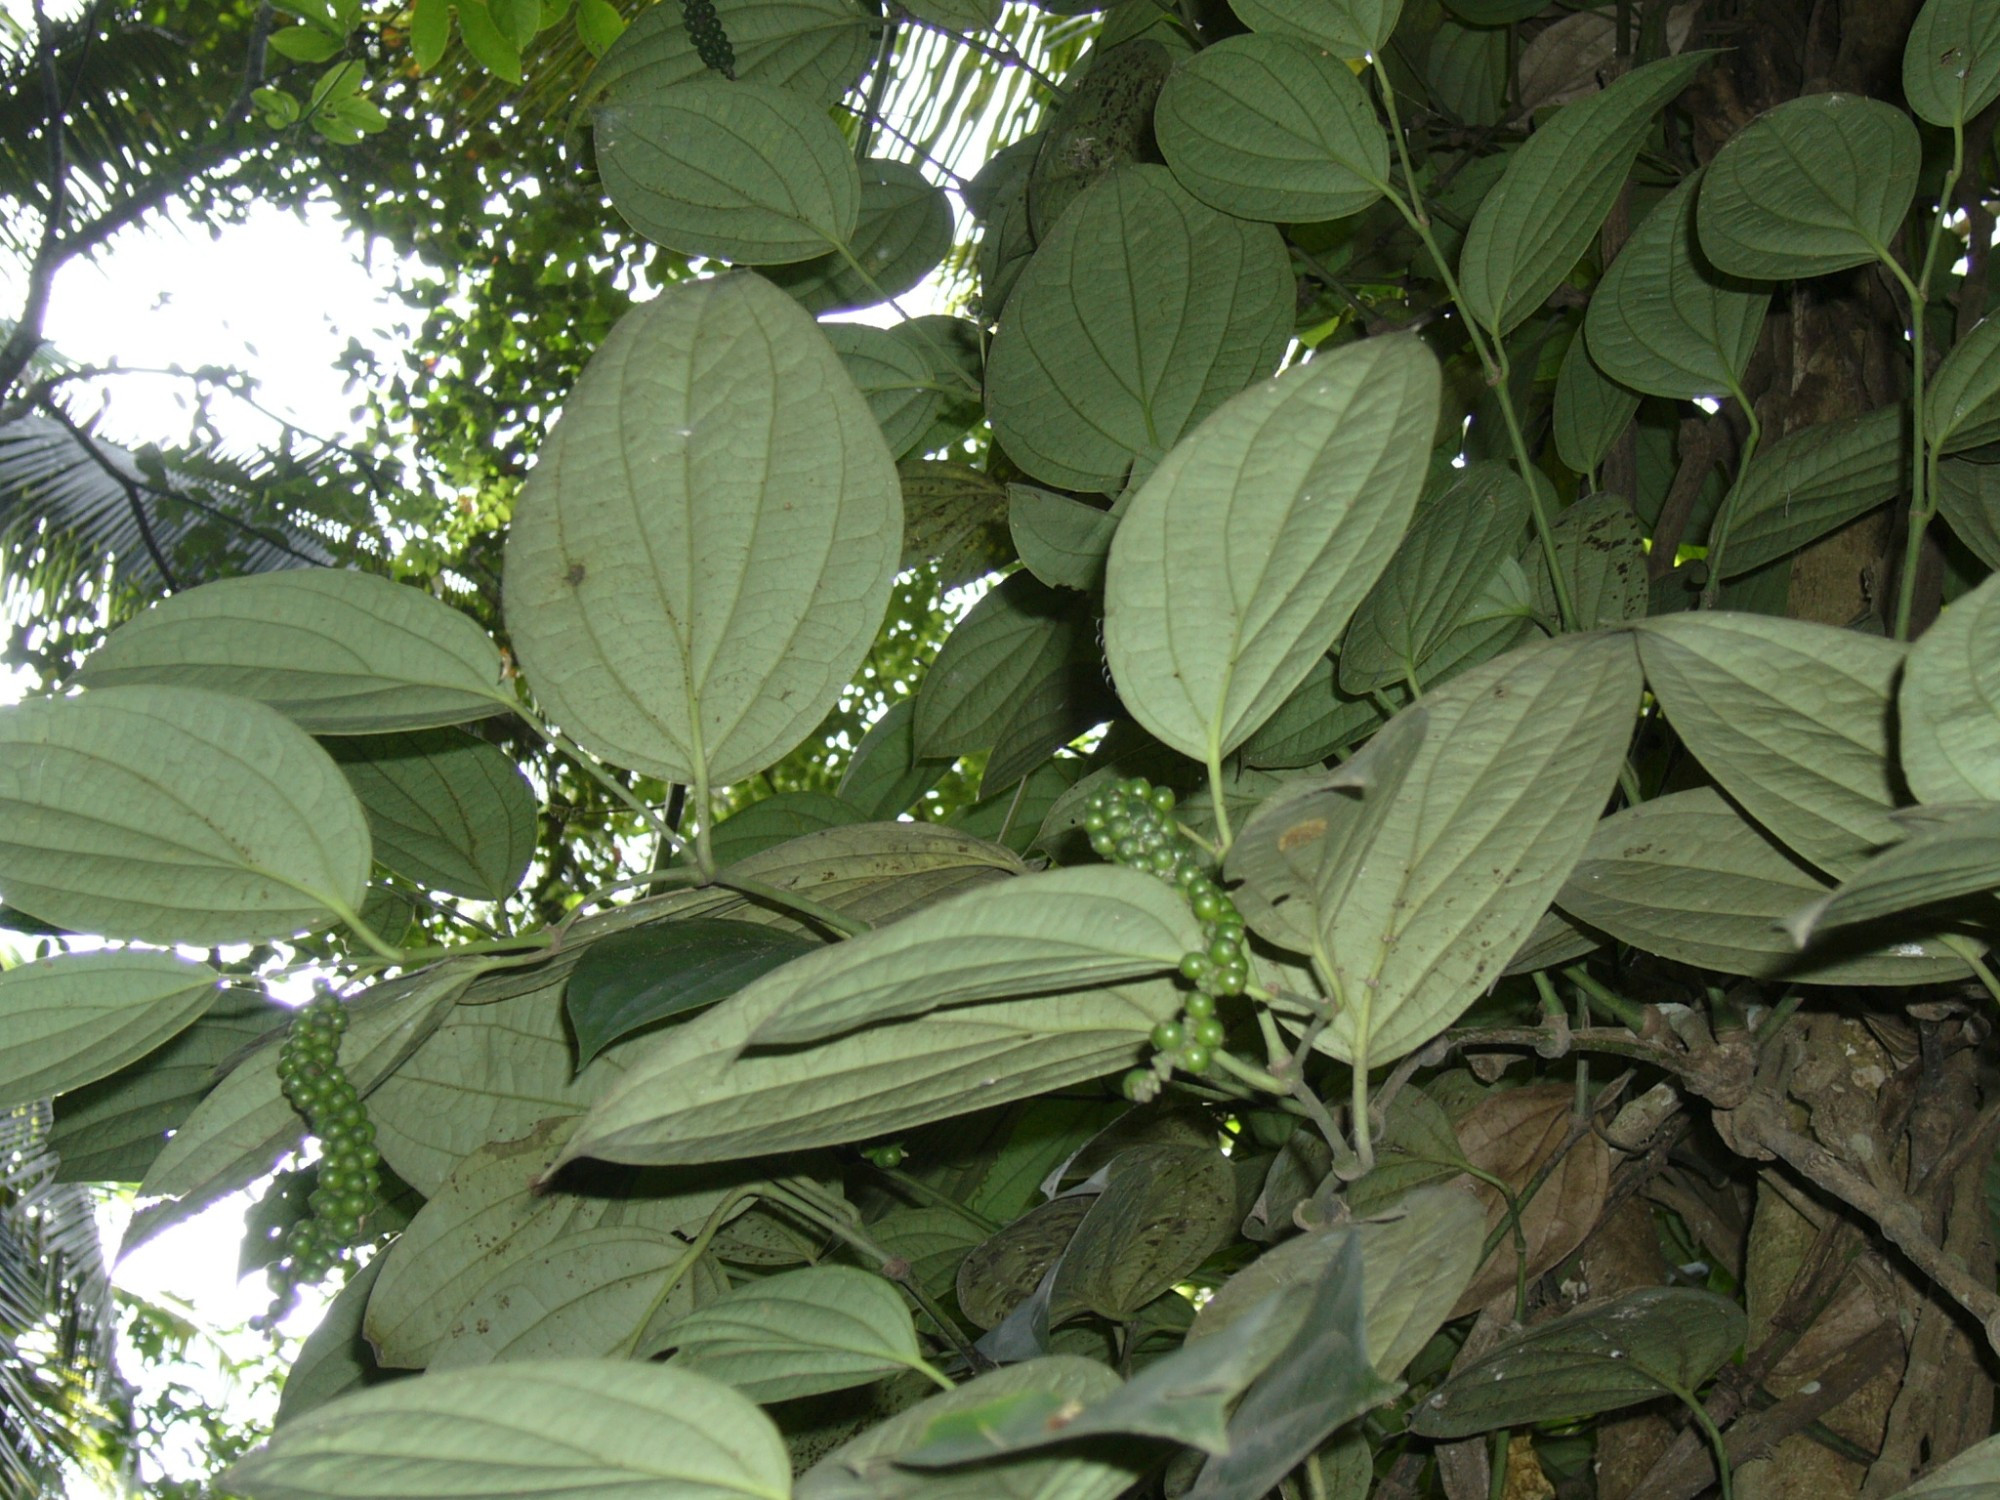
1900 572 2000 804
1104 337 1440 763
226 1360 791 1500
766 159 953 313
0 951 218 1109
504 274 900 788
73 568 511 732
0 686 371 944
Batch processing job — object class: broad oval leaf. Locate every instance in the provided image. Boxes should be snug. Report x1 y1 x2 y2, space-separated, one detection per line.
1926 314 2000 454
823 323 943 461
1697 93 1920 280
795 1356 1136 1500
428 1225 700 1371
1008 485 1117 592
73 568 511 732
835 700 949 820
702 792 869 869
766 158 953 313
913 570 1111 793
1788 804 2000 944
0 686 371 944
1552 332 1640 476
1938 455 2000 571
567 918 820 1064
1903 0 2000 128
1054 1144 1237 1322
956 1196 1095 1331
1226 0 1399 54
584 0 873 108
1635 612 1905 877
1559 787 1971 983
1901 571 2000 804
1316 634 1644 1068
224 1359 791 1500
1459 52 1713 336
595 81 861 264
1586 171 1768 401
1720 405 1907 578
557 972 1181 1168
1411 1287 1745 1437
1104 337 1440 764
898 461 1013 589
329 729 536 902
985 164 1293 493
504 273 901 787
1155 34 1389 224
49 986 285 1185
1340 461 1530 692
656 1265 931 1401
741 865 1201 1047
1523 495 1649 630
0 951 218 1109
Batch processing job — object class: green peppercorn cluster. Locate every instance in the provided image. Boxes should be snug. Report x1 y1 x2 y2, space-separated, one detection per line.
1081 778 1248 1099
678 0 736 78
253 993 382 1330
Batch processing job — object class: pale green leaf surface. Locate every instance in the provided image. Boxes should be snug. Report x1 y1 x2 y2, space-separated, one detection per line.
1104 337 1440 762
584 0 872 108
1903 0 2000 128
226 1359 791 1500
985 164 1293 493
559 973 1180 1168
73 568 511 732
428 1225 698 1371
329 730 536 901
658 1265 928 1401
795 1357 1133 1500
1226 0 1398 53
1901 572 2000 804
823 323 943 461
1155 35 1389 224
1340 461 1530 691
596 82 860 263
1008 485 1116 592
1585 171 1768 401
1559 788 1969 982
1635 613 1905 877
1189 1185 1483 1383
1720 405 1906 578
50 988 284 1184
1788 804 2000 943
1926 314 2000 453
766 159 952 313
0 951 218 1109
1318 635 1644 1067
132 966 468 1253
1697 93 1920 280
1552 333 1640 476
0 685 371 944
504 274 900 786
743 865 1200 1047
1459 52 1713 335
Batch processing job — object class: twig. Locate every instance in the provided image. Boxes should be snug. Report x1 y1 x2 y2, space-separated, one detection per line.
40 400 179 586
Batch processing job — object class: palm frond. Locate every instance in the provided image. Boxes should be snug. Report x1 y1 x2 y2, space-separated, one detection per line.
0 1103 126 1498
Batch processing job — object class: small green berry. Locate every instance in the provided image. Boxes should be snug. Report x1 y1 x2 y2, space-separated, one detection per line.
1193 1017 1227 1048
1178 1043 1212 1074
1184 992 1216 1022
1150 1020 1185 1051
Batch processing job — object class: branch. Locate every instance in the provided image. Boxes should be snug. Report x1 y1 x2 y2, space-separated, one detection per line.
0 1 77 400
1717 1087 2000 1358
41 401 179 587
